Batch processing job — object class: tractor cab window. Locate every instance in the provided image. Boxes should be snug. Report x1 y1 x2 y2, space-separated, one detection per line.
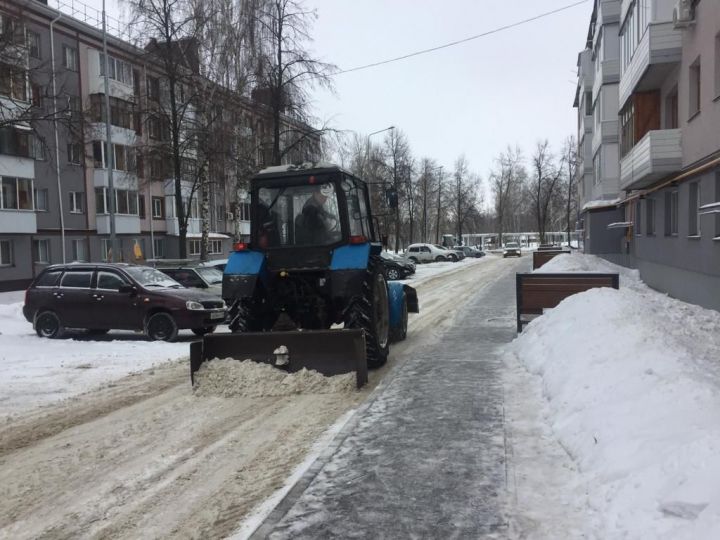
257 182 341 248
342 176 371 240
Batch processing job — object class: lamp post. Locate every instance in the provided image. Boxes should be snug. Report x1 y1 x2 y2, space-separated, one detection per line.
435 166 444 244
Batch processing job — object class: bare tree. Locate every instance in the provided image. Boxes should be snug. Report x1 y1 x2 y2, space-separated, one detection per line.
416 158 439 243
447 155 480 244
251 0 334 165
490 146 525 246
382 129 413 251
530 140 562 245
561 135 579 247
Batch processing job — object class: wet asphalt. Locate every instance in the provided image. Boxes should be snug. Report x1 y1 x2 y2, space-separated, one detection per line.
251 258 523 539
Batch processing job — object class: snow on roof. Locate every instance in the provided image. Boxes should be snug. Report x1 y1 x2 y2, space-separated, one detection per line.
257 162 339 175
607 221 633 229
582 198 621 211
185 233 230 239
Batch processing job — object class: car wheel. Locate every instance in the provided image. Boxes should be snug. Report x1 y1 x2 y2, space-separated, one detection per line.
146 312 179 342
435 256 444 262
450 255 458 262
409 257 418 264
192 326 217 336
386 267 401 280
35 311 64 339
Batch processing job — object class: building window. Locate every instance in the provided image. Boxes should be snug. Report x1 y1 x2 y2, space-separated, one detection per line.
645 198 655 236
62 46 78 71
34 239 50 263
100 239 111 261
116 189 138 215
67 143 82 164
620 102 635 157
152 196 164 219
210 240 222 254
27 30 41 59
688 182 700 236
91 141 135 172
32 136 46 160
715 172 720 238
635 199 642 236
146 76 160 101
188 239 201 256
0 63 28 101
69 191 84 213
153 238 164 258
1 177 33 210
99 53 134 86
689 58 701 118
664 191 678 236
138 195 146 219
0 240 12 266
593 152 601 185
665 88 678 129
584 91 592 116
34 188 48 211
71 239 87 262
0 127 31 157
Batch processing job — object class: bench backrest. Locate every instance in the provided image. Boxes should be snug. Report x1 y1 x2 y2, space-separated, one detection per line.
532 249 571 270
516 272 619 332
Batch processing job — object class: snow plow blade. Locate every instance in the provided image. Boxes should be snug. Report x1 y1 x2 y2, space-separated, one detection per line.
190 329 368 389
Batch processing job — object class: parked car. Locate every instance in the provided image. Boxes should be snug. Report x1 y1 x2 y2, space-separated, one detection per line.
454 245 485 258
404 243 452 263
434 244 464 262
23 263 227 341
503 242 522 258
155 265 224 297
380 251 416 280
198 258 228 272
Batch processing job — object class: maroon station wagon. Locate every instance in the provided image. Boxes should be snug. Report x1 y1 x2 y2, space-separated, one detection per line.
23 263 227 341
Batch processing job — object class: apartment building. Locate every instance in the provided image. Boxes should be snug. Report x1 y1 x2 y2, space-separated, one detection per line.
574 0 720 311
0 0 318 291
574 0 627 254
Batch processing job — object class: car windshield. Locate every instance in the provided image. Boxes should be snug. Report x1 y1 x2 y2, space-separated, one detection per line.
125 266 182 288
506 243 520 248
196 267 223 284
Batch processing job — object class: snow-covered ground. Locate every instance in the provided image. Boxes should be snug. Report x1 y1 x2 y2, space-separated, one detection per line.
0 255 489 420
508 253 720 539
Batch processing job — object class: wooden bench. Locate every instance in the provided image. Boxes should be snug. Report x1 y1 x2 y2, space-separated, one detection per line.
516 272 619 332
532 249 571 270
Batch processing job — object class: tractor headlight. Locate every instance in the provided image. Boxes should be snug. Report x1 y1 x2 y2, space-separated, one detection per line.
186 300 204 311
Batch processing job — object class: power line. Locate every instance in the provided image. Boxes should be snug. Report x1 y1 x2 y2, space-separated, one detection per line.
338 0 591 75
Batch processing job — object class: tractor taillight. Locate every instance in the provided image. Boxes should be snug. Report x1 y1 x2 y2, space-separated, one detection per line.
349 235 367 244
233 242 248 251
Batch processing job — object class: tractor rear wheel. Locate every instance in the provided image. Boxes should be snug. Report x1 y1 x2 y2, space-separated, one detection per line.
345 258 390 368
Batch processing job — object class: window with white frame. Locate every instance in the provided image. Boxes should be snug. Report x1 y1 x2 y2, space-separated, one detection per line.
152 196 164 219
238 202 251 221
188 239 201 256
34 188 48 211
100 239 111 261
27 30 41 59
153 237 164 258
0 240 12 266
33 239 50 263
62 45 78 71
1 177 33 210
67 143 82 164
664 190 679 236
0 63 28 101
92 141 135 172
99 53 133 86
210 239 222 254
95 188 139 215
69 191 84 213
71 239 87 262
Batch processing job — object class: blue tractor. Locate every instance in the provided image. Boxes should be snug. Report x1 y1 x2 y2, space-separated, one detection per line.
189 163 418 387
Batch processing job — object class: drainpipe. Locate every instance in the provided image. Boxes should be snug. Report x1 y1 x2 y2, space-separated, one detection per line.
143 64 155 258
50 11 66 263
102 0 117 262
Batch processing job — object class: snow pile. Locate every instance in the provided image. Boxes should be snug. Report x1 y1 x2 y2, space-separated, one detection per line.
193 359 356 397
509 253 720 538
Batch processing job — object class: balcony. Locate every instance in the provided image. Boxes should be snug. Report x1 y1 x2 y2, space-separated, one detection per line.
0 153 35 178
578 50 595 92
593 58 620 103
0 210 37 234
620 129 682 190
592 119 619 155
166 217 201 236
619 22 682 107
96 215 140 235
599 0 621 25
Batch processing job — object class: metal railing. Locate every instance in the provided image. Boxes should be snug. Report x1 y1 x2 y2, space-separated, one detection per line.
49 0 130 40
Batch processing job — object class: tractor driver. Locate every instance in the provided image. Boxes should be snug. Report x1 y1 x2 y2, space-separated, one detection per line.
296 183 340 245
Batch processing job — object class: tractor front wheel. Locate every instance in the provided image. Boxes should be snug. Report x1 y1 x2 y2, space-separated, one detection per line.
345 259 390 368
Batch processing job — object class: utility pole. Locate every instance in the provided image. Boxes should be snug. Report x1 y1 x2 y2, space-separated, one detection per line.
102 0 117 261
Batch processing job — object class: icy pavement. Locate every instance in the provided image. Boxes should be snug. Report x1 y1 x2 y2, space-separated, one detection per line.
252 260 522 538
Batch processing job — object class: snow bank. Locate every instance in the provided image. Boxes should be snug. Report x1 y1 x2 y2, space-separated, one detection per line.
509 254 720 538
193 359 356 397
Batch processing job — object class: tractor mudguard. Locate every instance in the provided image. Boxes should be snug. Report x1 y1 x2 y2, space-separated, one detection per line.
190 329 368 388
222 250 265 300
329 243 370 270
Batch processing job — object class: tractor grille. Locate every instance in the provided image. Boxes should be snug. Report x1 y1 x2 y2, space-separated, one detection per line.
201 300 225 309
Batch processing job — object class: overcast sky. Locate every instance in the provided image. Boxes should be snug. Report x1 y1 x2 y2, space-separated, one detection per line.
95 0 592 183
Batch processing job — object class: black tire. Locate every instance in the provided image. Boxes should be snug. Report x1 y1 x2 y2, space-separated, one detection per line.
87 329 110 336
386 267 401 281
191 326 217 336
35 311 64 339
449 255 458 262
390 296 408 343
228 299 263 333
146 312 178 341
435 256 445 262
409 257 418 264
344 258 390 368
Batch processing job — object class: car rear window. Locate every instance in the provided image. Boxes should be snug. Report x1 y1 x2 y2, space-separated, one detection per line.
35 270 62 287
60 271 93 288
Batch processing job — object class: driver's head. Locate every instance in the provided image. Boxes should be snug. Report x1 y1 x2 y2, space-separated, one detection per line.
313 183 333 204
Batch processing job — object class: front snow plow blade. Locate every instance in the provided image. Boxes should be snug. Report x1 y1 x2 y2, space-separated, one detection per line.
190 329 368 389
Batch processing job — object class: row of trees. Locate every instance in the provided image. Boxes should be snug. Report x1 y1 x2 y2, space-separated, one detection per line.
329 130 579 250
